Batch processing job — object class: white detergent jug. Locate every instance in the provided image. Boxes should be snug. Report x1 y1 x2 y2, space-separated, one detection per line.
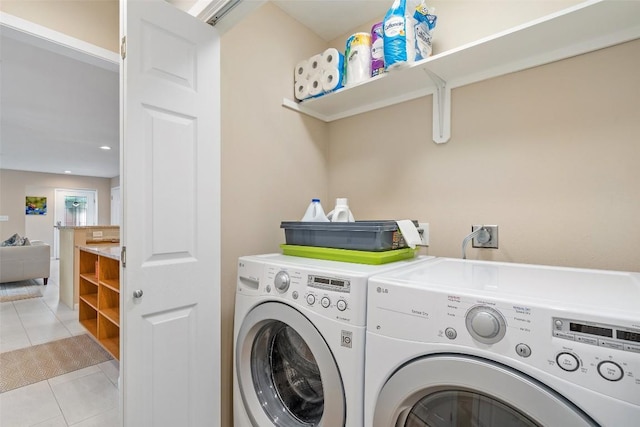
328 198 355 222
301 198 330 222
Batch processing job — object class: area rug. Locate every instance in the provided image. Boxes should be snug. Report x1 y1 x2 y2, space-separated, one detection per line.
0 334 113 393
0 280 43 303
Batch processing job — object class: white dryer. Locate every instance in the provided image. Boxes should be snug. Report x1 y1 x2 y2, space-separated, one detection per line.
234 253 432 427
365 258 640 427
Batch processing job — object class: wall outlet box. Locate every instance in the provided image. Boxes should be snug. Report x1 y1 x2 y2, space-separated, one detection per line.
418 222 429 246
0 215 8 222
93 231 103 238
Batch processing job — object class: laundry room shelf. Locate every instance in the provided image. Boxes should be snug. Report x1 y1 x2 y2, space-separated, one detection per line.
282 0 640 143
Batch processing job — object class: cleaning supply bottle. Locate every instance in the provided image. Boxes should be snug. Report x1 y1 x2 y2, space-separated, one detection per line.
327 198 355 222
301 198 330 222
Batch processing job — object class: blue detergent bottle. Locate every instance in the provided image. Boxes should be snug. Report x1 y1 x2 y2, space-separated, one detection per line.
383 0 408 69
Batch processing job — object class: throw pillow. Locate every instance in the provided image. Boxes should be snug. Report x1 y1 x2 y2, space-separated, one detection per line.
1 233 20 246
0 233 29 246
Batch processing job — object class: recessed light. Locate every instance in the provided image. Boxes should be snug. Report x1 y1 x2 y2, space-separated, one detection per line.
64 170 72 174
100 146 112 150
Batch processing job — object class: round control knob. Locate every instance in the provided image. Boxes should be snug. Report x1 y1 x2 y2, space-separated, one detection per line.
465 305 507 344
321 296 331 308
445 327 457 340
306 294 316 305
556 352 580 372
337 300 347 311
598 361 624 382
554 319 563 329
274 271 290 293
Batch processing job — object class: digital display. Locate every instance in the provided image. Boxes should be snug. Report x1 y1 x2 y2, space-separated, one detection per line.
309 275 350 292
617 330 640 343
570 323 613 338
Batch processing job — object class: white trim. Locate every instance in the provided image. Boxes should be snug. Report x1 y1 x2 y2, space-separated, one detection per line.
0 11 119 72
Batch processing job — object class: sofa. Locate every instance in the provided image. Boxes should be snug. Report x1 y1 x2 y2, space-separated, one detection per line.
0 240 51 285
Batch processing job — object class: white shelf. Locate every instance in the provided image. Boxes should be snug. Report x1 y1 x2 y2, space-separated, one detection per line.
283 0 640 143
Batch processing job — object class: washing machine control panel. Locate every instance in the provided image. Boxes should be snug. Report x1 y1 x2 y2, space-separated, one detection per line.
255 264 366 326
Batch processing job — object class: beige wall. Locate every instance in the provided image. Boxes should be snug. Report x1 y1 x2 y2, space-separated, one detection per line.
328 40 640 272
219 3 329 425
0 0 119 53
0 169 113 247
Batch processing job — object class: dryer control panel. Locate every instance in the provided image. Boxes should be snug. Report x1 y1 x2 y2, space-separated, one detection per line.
367 282 640 406
553 317 640 354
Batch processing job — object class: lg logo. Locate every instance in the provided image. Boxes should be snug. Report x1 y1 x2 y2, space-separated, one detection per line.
376 287 389 294
341 330 353 348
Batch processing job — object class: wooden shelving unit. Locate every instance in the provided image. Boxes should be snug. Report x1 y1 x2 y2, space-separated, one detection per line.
78 247 120 360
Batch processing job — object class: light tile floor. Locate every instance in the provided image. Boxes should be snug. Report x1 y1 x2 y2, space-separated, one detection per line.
0 260 120 426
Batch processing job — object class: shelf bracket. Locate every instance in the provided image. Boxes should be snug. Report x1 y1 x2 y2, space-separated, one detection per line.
425 70 451 144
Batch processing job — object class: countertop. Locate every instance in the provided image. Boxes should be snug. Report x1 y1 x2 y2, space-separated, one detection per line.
78 244 121 261
56 225 120 230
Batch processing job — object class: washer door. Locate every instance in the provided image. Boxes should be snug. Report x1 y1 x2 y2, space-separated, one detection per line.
236 302 345 426
374 355 598 427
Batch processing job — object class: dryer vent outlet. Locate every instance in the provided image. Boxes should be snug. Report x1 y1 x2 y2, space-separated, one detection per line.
472 225 498 249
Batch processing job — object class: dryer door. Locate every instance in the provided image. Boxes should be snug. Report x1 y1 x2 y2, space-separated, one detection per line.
373 355 598 427
236 301 345 427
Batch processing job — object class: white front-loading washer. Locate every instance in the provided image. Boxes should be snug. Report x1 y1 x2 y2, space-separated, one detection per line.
233 253 432 427
365 258 640 427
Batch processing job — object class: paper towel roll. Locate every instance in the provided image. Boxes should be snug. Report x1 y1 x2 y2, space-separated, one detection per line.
371 22 385 77
322 48 344 71
345 32 372 86
308 54 323 76
322 67 343 93
308 75 323 97
294 59 309 82
295 79 310 101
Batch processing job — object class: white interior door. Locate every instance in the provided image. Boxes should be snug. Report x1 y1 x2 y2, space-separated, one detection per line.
121 1 221 425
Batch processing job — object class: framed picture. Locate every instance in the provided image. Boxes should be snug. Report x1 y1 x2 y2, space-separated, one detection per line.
26 196 47 215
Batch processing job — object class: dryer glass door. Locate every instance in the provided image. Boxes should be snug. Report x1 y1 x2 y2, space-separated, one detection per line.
373 355 598 427
404 390 539 426
236 301 345 426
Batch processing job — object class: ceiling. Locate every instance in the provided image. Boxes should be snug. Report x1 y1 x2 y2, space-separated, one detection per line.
1 17 120 179
270 0 390 41
0 0 387 179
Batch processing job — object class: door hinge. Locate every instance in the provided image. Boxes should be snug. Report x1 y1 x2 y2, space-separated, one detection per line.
120 36 126 60
121 246 126 267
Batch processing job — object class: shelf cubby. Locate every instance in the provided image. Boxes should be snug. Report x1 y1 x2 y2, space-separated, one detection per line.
78 247 121 360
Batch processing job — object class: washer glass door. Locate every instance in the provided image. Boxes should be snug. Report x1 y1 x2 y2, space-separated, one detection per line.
253 320 323 424
236 302 345 426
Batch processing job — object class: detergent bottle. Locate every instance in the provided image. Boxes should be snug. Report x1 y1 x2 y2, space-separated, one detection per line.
301 199 330 222
327 198 355 222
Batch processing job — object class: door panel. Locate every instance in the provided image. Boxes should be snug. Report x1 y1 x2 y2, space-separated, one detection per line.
121 1 220 425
